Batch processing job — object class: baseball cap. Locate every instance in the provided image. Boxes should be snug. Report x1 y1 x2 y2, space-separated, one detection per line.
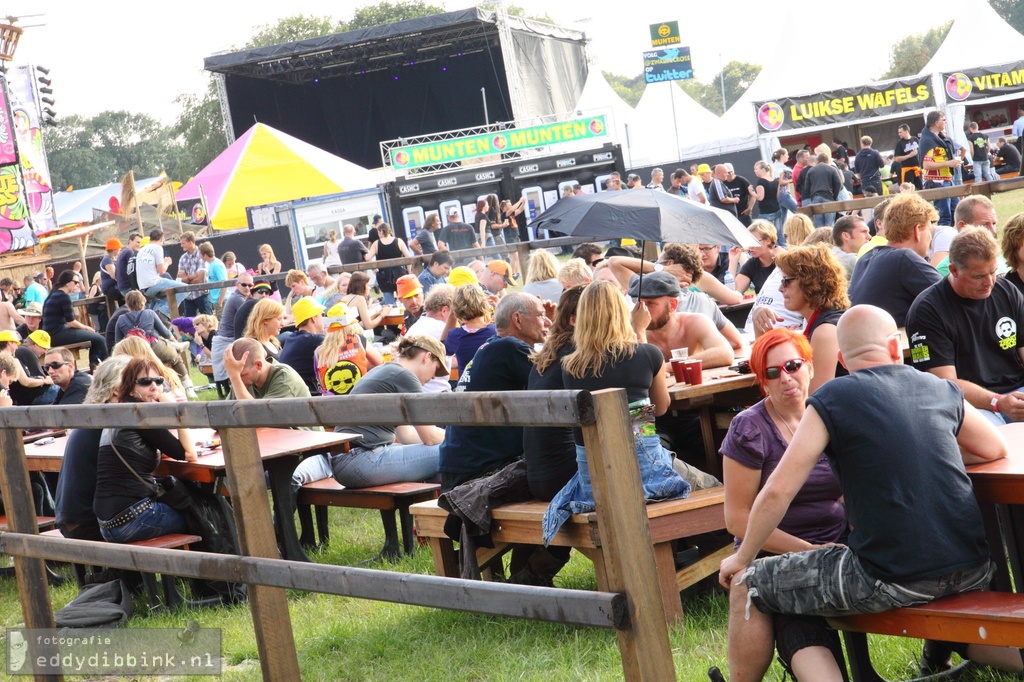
696 163 712 174
628 271 681 299
292 297 325 327
28 330 50 349
486 260 513 286
448 266 479 287
396 274 423 300
405 336 451 377
324 303 358 331
19 301 43 317
0 330 18 344
447 207 461 217
105 238 123 250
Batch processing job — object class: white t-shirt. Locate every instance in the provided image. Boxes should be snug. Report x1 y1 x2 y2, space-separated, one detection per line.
687 177 707 203
743 267 804 334
407 315 447 340
928 225 957 259
135 243 164 289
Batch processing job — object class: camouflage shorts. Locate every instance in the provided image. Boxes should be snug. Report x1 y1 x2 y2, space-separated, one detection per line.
741 545 993 619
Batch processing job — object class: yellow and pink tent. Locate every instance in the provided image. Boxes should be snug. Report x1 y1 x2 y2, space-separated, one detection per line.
176 123 379 231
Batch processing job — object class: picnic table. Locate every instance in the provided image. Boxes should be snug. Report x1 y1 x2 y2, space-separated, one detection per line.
25 427 359 562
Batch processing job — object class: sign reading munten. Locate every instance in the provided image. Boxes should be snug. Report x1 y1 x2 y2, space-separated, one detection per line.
389 117 608 169
754 76 934 133
943 60 1024 103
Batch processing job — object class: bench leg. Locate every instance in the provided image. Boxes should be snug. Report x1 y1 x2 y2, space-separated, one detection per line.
315 505 330 546
842 632 969 682
378 510 402 561
397 504 415 555
162 574 182 609
427 537 458 577
141 573 163 611
653 543 685 623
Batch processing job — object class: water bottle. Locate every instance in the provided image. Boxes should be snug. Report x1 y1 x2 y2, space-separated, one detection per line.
724 269 735 289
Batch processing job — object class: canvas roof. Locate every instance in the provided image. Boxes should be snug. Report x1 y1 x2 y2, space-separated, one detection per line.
920 0 1024 74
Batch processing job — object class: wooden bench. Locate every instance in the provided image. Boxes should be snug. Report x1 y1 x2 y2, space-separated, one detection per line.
0 515 56 532
42 528 201 610
411 487 730 623
828 591 1024 681
60 341 91 371
296 479 441 560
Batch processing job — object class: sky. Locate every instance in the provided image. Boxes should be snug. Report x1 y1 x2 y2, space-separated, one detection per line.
7 0 972 125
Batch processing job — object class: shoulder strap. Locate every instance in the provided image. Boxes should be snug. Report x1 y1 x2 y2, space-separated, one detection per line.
109 434 160 496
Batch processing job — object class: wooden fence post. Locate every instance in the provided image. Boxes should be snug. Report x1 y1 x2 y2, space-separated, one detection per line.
164 288 180 320
0 428 63 681
578 389 676 682
219 428 300 681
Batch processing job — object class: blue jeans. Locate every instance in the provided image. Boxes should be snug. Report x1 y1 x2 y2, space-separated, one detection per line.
50 326 109 365
183 296 211 317
806 196 835 227
331 442 440 488
925 180 954 225
99 498 187 543
291 453 333 499
760 210 786 247
144 277 185 315
33 384 59 405
974 159 998 183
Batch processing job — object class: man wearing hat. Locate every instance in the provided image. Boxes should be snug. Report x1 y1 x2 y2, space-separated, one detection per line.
10 330 56 406
100 238 124 323
438 209 478 254
23 273 48 307
395 275 424 330
231 280 273 342
15 301 43 341
278 296 326 395
0 329 18 354
479 260 514 297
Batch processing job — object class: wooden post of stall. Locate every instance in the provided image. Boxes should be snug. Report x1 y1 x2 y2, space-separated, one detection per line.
218 428 301 681
578 389 676 682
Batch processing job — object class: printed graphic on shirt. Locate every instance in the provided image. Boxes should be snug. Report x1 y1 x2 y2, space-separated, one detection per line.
996 317 1017 351
910 331 930 363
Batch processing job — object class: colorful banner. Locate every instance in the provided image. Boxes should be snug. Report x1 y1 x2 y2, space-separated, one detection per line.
7 66 55 235
0 85 16 166
389 116 607 169
649 21 680 47
0 163 31 253
943 60 1024 103
643 47 693 83
754 76 934 133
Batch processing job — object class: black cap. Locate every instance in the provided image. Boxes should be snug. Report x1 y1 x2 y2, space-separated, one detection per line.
628 271 681 298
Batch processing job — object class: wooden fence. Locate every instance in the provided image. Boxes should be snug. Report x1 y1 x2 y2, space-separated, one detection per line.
0 389 677 681
797 175 1024 217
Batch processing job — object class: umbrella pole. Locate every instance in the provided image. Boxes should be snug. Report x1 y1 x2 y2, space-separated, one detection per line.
636 240 645 299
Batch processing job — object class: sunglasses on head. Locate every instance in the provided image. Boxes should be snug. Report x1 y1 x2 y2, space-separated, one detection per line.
135 376 165 387
764 358 806 380
43 361 69 372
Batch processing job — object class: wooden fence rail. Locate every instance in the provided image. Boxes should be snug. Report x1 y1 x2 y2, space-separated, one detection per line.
0 389 675 682
798 175 1024 217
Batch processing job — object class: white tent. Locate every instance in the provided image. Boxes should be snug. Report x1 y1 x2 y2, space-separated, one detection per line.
572 72 641 165
631 82 723 163
920 0 1024 74
54 177 162 226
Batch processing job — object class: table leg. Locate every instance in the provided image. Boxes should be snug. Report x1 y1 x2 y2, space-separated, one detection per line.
982 502 1013 592
1004 504 1024 591
698 406 720 479
263 457 310 563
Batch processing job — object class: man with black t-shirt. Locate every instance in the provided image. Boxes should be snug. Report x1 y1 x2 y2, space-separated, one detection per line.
907 227 1024 426
994 137 1021 175
891 124 921 189
853 136 884 195
115 233 142 296
337 224 368 265
708 165 740 217
967 122 997 183
723 163 754 227
438 208 479 255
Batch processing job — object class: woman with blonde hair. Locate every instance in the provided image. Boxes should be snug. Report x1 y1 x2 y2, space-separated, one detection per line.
111 335 186 400
557 258 593 290
442 283 495 372
734 220 780 295
322 230 342 268
243 298 285 361
255 244 281 276
523 249 562 301
222 252 244 278
543 280 689 544
314 304 382 396
318 270 351 309
783 213 815 247
339 271 383 330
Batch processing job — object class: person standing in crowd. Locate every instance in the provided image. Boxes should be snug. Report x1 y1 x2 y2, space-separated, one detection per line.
337 224 369 265
853 136 884 195
920 111 962 226
725 164 755 227
211 273 253 391
199 242 228 313
255 244 282 277
752 161 783 246
177 231 209 316
708 165 740 217
967 122 998 183
408 214 440 256
222 251 244 278
797 153 843 227
100 238 124 317
41 270 108 368
115 233 142 297
322 230 343 268
438 208 478 253
365 222 411 305
891 123 922 189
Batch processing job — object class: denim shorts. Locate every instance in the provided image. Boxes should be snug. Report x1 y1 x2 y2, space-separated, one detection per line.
742 545 994 618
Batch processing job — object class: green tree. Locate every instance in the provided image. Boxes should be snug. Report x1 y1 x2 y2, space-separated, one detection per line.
879 21 952 80
347 1 445 30
478 2 554 24
602 71 646 108
246 14 344 49
992 0 1024 34
685 61 762 115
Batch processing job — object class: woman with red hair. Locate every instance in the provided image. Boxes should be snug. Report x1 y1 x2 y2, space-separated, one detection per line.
719 328 847 681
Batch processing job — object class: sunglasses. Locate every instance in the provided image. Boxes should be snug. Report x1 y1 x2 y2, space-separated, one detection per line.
238 283 253 289
764 358 807 380
779 276 797 289
134 376 166 387
43 361 69 372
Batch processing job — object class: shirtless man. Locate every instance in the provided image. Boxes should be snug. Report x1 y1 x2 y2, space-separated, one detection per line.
0 296 24 331
631 271 734 368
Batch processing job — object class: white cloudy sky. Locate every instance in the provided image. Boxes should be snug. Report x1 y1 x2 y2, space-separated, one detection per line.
9 0 967 124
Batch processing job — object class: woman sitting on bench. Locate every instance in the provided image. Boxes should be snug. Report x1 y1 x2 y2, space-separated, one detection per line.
93 357 197 543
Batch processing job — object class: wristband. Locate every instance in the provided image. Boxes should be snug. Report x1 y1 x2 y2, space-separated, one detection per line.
991 394 1002 413
653 263 664 272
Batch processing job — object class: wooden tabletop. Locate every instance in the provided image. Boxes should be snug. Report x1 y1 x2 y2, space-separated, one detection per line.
966 423 1024 504
381 306 404 326
668 365 759 405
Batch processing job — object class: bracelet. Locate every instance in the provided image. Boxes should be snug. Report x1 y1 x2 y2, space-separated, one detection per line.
991 394 1002 413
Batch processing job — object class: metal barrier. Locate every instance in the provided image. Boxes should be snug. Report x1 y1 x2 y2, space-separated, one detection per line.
0 389 676 681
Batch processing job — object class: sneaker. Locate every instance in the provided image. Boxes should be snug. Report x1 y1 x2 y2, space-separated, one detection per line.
186 388 198 400
919 640 954 675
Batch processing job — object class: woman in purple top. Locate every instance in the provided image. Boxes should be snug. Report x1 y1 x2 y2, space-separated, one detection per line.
719 328 846 681
442 283 496 373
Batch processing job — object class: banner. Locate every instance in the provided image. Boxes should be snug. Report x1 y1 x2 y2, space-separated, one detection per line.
754 76 934 133
943 60 1024 103
0 85 16 166
643 47 693 83
389 116 607 170
0 163 31 253
649 21 680 47
7 66 56 235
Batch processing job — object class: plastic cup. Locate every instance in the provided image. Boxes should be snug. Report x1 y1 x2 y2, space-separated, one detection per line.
671 358 688 383
682 358 703 385
671 348 689 360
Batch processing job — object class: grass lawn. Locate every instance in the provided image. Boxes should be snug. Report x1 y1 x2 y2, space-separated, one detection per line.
990 185 1024 234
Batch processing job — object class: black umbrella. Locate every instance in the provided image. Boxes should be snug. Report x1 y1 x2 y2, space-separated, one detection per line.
533 188 759 291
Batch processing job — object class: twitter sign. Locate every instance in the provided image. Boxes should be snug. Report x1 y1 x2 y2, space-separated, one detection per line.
643 47 693 83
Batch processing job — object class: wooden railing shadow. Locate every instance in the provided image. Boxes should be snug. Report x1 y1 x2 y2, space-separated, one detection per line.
0 389 677 681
